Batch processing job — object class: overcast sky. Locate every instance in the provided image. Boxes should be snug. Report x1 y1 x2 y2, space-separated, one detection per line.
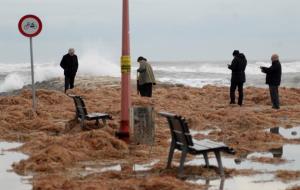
1 0 300 63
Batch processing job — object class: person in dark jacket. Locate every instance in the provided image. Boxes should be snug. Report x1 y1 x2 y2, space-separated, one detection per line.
228 50 247 106
60 48 79 93
260 54 282 109
137 56 156 97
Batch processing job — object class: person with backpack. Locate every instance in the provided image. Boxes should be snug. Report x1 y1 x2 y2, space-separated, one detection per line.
228 50 247 106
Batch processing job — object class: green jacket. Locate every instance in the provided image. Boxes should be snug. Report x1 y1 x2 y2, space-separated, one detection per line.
137 60 156 85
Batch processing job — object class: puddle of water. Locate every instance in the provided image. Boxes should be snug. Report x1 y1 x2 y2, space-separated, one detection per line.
187 173 300 190
0 142 31 190
86 164 121 173
190 129 220 136
268 126 300 139
186 144 300 172
82 164 122 175
133 159 159 171
85 160 159 174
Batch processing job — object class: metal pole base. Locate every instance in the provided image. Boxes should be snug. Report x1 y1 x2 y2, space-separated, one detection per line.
116 120 130 143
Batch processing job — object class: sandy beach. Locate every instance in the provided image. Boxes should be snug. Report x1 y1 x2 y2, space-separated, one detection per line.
1 76 300 190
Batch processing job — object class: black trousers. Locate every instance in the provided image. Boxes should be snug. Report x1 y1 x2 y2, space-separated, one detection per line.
64 75 76 92
230 82 244 105
269 85 280 109
139 83 153 97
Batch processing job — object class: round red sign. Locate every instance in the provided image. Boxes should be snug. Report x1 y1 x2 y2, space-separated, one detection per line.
18 15 42 38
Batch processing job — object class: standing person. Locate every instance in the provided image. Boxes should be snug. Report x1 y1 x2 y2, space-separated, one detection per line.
60 48 78 93
137 56 156 97
260 54 282 109
228 50 247 106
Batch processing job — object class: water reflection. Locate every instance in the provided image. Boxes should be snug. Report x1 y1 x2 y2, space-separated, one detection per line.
85 160 159 174
186 176 225 190
0 142 31 190
234 153 248 165
187 144 300 171
270 127 279 134
187 174 300 190
269 146 283 158
243 146 284 160
269 126 300 139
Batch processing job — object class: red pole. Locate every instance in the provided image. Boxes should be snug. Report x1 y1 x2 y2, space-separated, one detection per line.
118 0 131 141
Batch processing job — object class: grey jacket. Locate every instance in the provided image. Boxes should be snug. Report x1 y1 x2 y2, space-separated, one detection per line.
137 60 156 85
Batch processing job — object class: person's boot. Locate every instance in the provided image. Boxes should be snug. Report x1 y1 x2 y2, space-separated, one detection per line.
238 100 243 106
272 106 280 109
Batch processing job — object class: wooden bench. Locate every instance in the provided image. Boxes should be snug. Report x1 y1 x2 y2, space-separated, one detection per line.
159 112 234 177
68 94 112 129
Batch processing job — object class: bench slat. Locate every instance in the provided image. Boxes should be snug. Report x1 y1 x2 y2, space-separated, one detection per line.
87 113 110 117
173 131 188 145
191 139 227 151
194 139 226 148
171 119 183 132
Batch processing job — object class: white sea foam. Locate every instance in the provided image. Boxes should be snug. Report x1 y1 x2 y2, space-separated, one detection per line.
0 51 120 92
0 63 29 74
0 59 300 92
0 73 26 92
152 61 300 75
78 49 120 77
158 77 228 88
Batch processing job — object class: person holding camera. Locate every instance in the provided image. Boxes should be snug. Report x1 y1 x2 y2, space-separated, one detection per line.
228 50 247 106
260 54 282 109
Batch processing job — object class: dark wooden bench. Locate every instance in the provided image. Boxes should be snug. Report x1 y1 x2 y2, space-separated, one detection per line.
68 94 112 129
159 112 235 177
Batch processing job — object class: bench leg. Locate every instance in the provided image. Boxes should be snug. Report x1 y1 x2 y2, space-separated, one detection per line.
179 150 187 176
214 151 224 177
80 119 85 129
167 142 175 169
203 152 209 167
95 119 100 127
102 119 107 127
205 179 210 186
220 177 225 189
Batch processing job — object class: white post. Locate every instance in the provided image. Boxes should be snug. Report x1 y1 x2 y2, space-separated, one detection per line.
29 37 36 112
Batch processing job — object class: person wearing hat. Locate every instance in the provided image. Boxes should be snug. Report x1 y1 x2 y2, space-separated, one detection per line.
228 50 247 106
137 56 156 97
60 48 79 93
260 54 282 109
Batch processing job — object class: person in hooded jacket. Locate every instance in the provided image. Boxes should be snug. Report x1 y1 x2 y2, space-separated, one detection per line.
228 50 247 106
137 56 156 97
260 54 282 109
60 48 78 93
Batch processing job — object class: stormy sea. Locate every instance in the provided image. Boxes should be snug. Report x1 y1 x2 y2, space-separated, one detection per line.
1 58 300 93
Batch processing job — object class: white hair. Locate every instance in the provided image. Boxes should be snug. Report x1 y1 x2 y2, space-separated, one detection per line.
68 48 75 54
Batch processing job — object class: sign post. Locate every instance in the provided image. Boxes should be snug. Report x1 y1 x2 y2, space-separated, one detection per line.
117 0 131 142
18 15 42 112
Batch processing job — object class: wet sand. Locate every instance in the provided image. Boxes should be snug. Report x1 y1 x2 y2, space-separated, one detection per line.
1 76 300 190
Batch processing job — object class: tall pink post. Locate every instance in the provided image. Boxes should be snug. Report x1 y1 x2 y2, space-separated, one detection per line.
118 0 131 142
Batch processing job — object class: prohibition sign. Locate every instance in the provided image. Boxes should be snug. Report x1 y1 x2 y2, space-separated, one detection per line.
18 15 42 38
